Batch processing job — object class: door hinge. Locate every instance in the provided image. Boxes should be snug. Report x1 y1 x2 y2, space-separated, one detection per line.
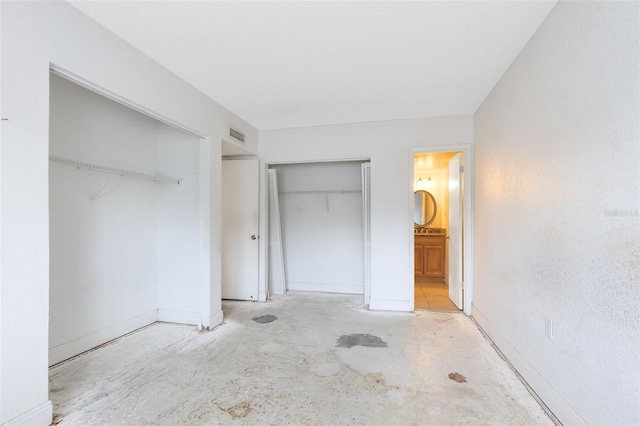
460 281 464 289
459 166 464 173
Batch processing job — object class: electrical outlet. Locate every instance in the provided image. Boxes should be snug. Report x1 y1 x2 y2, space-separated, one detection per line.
545 318 553 339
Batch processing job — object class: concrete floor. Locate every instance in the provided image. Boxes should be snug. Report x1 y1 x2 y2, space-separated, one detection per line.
49 292 553 425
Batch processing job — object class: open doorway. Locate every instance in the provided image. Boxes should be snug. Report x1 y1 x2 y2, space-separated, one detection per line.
413 151 464 312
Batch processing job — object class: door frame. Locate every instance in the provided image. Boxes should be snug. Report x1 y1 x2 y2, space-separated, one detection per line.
410 144 474 315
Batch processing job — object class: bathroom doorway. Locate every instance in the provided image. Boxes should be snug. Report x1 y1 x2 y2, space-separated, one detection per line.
413 150 466 312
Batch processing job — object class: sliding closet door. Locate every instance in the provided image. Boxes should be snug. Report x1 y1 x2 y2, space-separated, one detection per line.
267 169 287 295
362 162 371 305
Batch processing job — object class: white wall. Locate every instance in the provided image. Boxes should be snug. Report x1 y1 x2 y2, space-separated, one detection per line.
49 75 159 363
259 116 473 311
434 170 447 230
275 162 363 294
415 169 447 230
473 2 639 424
157 121 201 325
0 1 257 424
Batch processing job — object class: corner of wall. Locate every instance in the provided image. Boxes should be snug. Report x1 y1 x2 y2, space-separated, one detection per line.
200 311 224 331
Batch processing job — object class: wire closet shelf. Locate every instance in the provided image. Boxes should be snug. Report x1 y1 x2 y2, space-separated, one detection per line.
49 156 181 185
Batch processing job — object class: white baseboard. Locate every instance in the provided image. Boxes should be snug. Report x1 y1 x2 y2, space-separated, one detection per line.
200 310 224 330
49 310 158 366
368 298 413 312
472 305 586 426
287 281 363 295
158 308 199 325
4 400 52 426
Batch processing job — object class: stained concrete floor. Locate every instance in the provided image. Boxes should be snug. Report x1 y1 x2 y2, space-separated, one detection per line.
49 292 553 425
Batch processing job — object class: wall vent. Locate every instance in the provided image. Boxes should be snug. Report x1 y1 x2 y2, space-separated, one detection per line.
230 128 245 143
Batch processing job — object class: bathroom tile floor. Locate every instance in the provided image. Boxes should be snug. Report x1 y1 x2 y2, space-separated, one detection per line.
415 279 460 312
48 292 553 425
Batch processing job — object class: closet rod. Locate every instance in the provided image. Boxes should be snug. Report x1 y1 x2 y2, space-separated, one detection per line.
49 156 181 184
281 190 362 194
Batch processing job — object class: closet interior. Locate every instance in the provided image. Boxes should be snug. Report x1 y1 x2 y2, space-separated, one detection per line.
269 161 369 297
48 74 201 365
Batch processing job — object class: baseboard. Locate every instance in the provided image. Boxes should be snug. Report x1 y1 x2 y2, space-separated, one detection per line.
158 308 199 325
368 298 413 312
287 281 363 295
48 310 158 366
200 310 224 330
472 305 586 426
4 400 52 426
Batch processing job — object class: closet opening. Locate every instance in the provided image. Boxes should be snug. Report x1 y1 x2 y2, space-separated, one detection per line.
266 160 371 304
48 73 203 367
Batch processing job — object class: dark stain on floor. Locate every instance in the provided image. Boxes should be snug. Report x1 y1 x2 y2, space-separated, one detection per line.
336 333 388 348
252 314 278 324
225 402 252 419
448 372 467 383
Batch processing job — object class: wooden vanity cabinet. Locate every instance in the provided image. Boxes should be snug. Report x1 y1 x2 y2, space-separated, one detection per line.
414 235 445 278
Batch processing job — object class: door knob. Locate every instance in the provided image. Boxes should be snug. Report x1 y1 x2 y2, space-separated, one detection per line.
251 235 257 240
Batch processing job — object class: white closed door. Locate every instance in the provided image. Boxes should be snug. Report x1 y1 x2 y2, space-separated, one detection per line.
222 158 259 300
448 153 463 310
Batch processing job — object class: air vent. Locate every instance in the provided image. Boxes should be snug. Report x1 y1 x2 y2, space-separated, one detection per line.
230 128 245 143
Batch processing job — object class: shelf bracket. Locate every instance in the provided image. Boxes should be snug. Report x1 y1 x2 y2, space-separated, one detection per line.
90 179 113 202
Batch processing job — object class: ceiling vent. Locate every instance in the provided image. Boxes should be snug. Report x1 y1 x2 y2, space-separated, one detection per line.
229 128 245 143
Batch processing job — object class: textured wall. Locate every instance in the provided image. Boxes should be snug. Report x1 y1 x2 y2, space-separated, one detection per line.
473 1 639 424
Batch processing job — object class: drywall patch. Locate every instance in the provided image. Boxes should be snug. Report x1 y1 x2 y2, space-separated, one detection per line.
336 334 388 348
252 314 277 324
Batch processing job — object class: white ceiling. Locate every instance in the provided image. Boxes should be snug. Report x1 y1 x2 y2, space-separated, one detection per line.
69 1 556 131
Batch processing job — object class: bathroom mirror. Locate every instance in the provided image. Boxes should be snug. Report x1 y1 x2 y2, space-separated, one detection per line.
414 190 437 226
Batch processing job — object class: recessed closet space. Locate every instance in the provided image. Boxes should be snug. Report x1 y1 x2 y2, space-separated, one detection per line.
48 74 201 366
272 161 366 295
